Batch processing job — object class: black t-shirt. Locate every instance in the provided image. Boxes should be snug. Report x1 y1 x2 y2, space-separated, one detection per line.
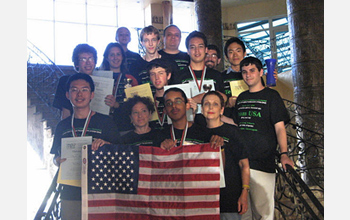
173 66 225 94
234 87 289 173
119 129 159 146
158 49 190 72
50 112 120 200
149 96 168 130
153 122 212 147
208 123 248 213
125 50 143 84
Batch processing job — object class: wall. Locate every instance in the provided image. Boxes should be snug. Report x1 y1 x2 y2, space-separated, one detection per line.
222 0 287 36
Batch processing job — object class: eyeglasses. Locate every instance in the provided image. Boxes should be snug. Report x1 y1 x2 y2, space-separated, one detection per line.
69 87 91 93
206 54 218 58
79 57 94 62
165 98 185 107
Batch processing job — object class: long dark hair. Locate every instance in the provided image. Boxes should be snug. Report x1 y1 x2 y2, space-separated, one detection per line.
100 42 128 73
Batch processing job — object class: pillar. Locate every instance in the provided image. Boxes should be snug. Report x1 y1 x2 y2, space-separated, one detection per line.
287 0 324 186
194 0 224 71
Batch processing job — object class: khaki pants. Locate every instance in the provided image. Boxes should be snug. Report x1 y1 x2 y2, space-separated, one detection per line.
241 169 276 220
61 199 81 220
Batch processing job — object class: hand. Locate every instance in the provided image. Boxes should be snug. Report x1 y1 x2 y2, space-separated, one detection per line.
104 95 117 108
54 156 66 166
227 96 237 108
280 154 294 171
238 189 249 215
92 138 110 151
209 135 224 149
273 69 278 82
188 98 197 113
160 139 176 151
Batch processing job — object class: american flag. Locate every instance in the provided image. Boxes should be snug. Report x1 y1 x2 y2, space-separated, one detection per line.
81 144 221 220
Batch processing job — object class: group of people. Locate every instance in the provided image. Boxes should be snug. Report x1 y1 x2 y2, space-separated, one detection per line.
50 24 294 220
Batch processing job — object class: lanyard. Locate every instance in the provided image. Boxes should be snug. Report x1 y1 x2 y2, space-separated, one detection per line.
71 110 92 137
154 97 166 126
189 66 207 92
170 122 188 146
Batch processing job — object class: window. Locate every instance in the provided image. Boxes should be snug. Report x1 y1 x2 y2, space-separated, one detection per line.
235 16 291 72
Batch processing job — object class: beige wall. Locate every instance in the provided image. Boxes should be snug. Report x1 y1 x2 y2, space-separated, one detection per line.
222 0 287 36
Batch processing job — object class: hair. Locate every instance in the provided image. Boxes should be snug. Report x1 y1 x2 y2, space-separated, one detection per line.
185 31 208 50
124 95 155 116
223 37 246 58
115 27 130 41
163 87 188 104
66 73 95 92
72 44 97 72
140 25 160 42
207 44 221 59
163 24 181 37
146 58 173 76
201 91 225 108
100 42 128 73
240 56 263 72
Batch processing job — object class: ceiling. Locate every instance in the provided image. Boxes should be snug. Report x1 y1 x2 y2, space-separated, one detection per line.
142 0 269 8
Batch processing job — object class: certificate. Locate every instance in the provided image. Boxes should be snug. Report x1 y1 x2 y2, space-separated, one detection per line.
90 75 114 115
92 70 113 78
164 84 193 123
57 136 92 187
230 79 248 97
124 83 158 121
188 79 215 114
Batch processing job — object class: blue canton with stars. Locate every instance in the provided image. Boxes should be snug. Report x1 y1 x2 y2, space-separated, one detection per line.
88 144 139 194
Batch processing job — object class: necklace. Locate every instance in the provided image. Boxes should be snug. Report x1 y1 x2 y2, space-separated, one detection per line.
71 110 92 137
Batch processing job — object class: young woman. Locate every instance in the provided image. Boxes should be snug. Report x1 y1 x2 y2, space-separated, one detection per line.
201 91 250 220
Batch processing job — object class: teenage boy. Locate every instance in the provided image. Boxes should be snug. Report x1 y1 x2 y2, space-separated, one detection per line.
53 43 97 119
173 31 226 104
138 25 178 85
234 57 294 220
50 73 120 220
158 24 190 71
154 87 223 150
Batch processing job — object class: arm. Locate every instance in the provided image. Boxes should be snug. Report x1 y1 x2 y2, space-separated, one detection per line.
238 158 250 215
275 121 294 170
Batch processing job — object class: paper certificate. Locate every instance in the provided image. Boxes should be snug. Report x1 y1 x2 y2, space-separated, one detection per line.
124 83 158 121
230 79 248 97
188 79 215 114
92 70 113 79
164 84 193 123
58 136 92 187
90 75 114 115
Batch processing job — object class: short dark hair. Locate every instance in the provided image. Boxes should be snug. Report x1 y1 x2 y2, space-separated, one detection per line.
72 44 97 72
124 95 155 117
185 31 207 50
224 37 246 58
240 56 263 72
163 24 181 37
146 58 173 76
66 73 95 92
163 87 188 104
207 44 221 59
201 91 225 108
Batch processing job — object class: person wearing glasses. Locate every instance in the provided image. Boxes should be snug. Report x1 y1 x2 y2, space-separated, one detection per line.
50 73 120 220
153 87 223 150
205 44 222 70
53 43 98 119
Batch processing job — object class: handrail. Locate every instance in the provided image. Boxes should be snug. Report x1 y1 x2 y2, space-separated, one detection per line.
34 170 62 220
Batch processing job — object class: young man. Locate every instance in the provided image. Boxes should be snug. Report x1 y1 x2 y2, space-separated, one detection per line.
173 31 226 104
50 73 120 220
158 24 190 71
234 57 294 220
138 25 178 85
154 87 223 150
205 44 222 70
53 43 97 119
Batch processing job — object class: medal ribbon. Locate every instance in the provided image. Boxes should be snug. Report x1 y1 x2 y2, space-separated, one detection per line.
170 122 188 146
154 97 166 126
71 110 92 137
189 66 207 92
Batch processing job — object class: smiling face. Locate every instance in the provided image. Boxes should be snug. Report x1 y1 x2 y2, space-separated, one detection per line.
187 37 207 64
130 102 152 128
163 26 181 51
66 79 94 109
241 63 264 90
201 94 224 121
227 42 246 69
164 91 190 122
107 46 123 72
77 52 96 75
142 33 160 55
116 27 131 47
